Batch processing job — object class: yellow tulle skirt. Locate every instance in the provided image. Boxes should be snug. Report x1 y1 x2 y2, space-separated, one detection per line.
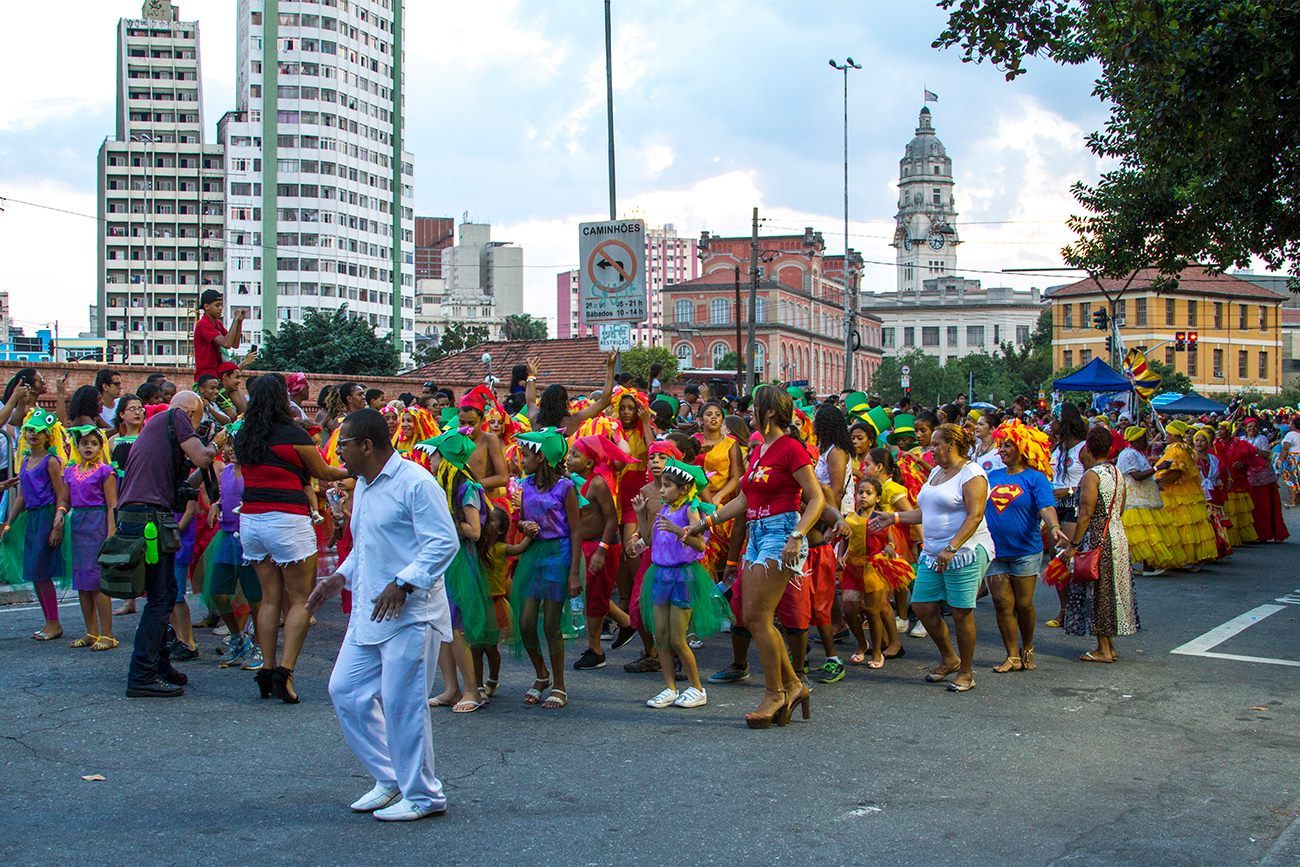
1158 486 1219 566
1121 507 1177 569
1224 491 1257 545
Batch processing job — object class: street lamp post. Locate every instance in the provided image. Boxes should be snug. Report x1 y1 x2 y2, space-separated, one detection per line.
829 57 861 392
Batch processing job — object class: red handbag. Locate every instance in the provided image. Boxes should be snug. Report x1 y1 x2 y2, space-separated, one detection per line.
1070 465 1119 583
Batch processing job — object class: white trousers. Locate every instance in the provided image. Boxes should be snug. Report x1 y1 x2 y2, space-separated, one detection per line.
328 622 446 811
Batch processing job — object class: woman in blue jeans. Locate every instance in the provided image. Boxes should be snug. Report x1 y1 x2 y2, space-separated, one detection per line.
871 423 993 693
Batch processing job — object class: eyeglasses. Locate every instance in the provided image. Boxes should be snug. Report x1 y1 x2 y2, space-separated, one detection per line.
336 436 363 447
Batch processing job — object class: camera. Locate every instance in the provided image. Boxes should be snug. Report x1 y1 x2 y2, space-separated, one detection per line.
195 418 224 445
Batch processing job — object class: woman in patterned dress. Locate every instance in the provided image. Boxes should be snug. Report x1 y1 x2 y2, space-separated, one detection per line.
1061 427 1138 663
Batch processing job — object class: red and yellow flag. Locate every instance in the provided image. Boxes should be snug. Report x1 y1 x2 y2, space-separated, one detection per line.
1124 348 1161 400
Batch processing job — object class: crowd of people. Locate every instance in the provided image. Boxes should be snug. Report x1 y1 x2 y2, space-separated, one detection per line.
0 291 1296 818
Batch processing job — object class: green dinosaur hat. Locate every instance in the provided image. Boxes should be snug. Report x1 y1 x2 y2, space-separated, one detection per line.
415 429 475 471
439 406 460 431
516 427 569 468
21 410 58 433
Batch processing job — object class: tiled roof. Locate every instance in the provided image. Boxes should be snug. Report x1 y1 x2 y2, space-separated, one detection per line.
409 337 606 391
1044 267 1289 301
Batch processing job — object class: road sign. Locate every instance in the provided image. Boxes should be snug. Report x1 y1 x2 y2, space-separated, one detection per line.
901 364 911 376
901 376 911 389
597 322 633 352
580 218 646 323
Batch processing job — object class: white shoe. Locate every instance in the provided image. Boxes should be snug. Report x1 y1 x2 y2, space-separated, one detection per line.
894 617 909 632
213 622 230 637
373 797 446 822
646 687 679 708
909 621 928 638
673 686 707 708
350 783 401 813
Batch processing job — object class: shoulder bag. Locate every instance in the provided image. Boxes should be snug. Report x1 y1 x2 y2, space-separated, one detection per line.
1070 465 1119 583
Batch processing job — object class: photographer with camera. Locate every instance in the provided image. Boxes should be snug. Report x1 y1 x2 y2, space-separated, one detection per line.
120 391 221 698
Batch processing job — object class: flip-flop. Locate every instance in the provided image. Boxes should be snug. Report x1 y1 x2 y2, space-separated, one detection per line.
848 650 867 665
451 698 485 714
947 680 976 693
865 658 885 670
1079 652 1114 664
32 629 63 641
884 647 906 660
427 696 457 708
925 666 959 683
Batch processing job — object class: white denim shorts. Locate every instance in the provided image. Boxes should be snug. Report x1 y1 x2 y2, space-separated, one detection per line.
239 511 317 566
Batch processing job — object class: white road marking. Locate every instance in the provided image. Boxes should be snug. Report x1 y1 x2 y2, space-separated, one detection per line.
0 600 82 615
1170 603 1299 668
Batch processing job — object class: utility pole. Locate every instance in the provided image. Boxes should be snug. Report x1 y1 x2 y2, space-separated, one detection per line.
747 207 760 394
830 57 861 392
733 265 745 389
604 0 617 220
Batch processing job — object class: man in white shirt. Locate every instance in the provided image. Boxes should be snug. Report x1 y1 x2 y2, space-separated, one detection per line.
307 408 459 822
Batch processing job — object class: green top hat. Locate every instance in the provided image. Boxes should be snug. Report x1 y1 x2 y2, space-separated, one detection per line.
887 412 917 445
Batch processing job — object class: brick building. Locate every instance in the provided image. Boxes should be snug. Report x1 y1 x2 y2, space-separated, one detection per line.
414 216 455 280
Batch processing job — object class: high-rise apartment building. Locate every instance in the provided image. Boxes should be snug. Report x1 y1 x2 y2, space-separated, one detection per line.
415 215 454 280
556 223 697 343
413 220 520 347
220 0 416 360
96 0 225 365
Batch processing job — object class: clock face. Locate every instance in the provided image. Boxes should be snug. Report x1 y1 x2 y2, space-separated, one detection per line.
928 231 945 250
902 237 913 252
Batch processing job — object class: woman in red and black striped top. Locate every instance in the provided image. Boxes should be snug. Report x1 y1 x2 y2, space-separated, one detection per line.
234 374 348 703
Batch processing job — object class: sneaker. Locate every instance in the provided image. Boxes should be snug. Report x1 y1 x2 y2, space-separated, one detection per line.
707 663 750 684
241 644 264 671
814 658 846 684
171 643 199 662
599 618 617 642
687 633 703 650
573 649 607 670
611 625 637 651
894 617 910 632
623 654 661 673
909 621 928 638
218 635 250 668
673 686 707 708
646 687 679 708
212 622 231 637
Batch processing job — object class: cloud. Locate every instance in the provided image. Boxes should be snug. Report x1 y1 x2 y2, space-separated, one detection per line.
0 181 98 334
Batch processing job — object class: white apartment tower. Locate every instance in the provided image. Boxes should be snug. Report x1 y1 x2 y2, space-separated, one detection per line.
96 0 225 365
220 0 416 360
891 107 960 294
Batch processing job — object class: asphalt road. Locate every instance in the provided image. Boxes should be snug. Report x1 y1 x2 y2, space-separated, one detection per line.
2 512 1298 866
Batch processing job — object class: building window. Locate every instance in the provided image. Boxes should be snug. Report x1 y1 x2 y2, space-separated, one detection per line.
1063 350 1073 368
1166 298 1175 326
932 188 941 205
1016 324 1030 345
711 342 730 368
753 342 766 377
675 343 694 367
967 324 984 346
993 323 1001 344
947 326 959 347
1187 299 1197 327
1239 304 1248 330
755 297 767 322
1238 349 1248 379
1080 302 1091 326
1260 305 1269 330
1187 345 1198 376
1080 349 1092 364
710 298 729 325
1213 302 1223 329
1212 348 1223 379
1165 346 1175 366
922 326 939 347
674 299 692 324
882 327 895 349
1132 297 1147 326
1063 305 1074 329
1259 350 1269 379
903 327 914 347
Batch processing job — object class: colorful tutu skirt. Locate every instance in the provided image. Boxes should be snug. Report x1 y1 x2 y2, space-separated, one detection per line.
636 561 730 638
509 536 584 653
61 507 107 592
444 542 497 647
1225 491 1257 544
0 504 68 587
199 529 261 604
1160 486 1219 565
1121 507 1176 569
870 553 915 591
701 517 733 576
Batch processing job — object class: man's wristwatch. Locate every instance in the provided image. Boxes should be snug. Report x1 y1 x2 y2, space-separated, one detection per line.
944 544 958 554
395 579 416 595
790 530 806 540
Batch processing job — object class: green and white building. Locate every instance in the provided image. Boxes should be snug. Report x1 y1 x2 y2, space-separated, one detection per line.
219 0 415 360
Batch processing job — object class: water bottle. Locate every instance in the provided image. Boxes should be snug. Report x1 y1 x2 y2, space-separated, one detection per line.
143 521 159 565
568 596 585 632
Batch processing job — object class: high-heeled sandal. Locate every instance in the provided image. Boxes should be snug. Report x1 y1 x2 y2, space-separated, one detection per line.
744 689 786 729
271 666 300 704
255 669 274 700
777 683 811 726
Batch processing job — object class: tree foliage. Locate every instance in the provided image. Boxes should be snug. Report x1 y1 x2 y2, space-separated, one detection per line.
258 307 401 376
934 1 1300 286
502 314 548 341
413 322 490 366
1145 358 1194 396
620 345 678 389
716 351 740 371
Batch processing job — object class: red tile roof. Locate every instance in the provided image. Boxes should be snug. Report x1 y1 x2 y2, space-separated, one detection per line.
1044 267 1289 301
409 337 606 391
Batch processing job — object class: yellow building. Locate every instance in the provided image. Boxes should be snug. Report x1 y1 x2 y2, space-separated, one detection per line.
1046 268 1287 395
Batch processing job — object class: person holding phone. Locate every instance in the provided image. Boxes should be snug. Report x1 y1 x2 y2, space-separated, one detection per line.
194 289 246 380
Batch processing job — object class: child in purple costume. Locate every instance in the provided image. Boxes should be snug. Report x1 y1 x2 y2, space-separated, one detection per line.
63 427 119 650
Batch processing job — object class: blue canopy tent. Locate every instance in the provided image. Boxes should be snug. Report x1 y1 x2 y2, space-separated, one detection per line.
1153 392 1228 415
1053 358 1134 393
1149 392 1182 409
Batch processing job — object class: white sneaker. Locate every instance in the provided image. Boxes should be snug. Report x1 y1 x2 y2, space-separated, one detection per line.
349 783 401 813
646 687 679 708
373 797 446 822
894 617 909 632
213 622 230 637
673 686 707 708
909 621 928 638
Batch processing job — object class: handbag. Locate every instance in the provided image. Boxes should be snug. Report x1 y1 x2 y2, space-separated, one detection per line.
1246 463 1277 486
1070 466 1119 583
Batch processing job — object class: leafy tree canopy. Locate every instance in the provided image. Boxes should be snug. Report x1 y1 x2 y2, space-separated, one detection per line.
620 345 678 390
502 314 548 341
413 322 490 367
934 1 1300 286
258 307 400 376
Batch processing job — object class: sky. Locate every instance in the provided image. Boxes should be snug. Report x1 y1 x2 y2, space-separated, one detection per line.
0 0 1110 338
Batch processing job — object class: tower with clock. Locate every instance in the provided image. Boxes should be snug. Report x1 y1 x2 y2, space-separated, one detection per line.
891 106 960 294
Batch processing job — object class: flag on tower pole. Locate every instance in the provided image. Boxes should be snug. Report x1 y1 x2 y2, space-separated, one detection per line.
924 89 939 102
1123 347 1161 400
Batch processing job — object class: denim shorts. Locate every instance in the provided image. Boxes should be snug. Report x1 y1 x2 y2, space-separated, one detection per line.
743 511 808 571
985 552 1042 578
239 511 318 566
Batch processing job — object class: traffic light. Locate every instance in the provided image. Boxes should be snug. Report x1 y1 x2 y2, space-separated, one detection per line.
1174 331 1186 351
1105 336 1115 355
1187 330 1198 349
1092 307 1110 331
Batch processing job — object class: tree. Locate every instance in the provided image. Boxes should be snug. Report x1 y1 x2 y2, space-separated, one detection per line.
257 307 401 376
934 1 1300 287
716 351 740 371
413 322 490 366
620 345 678 389
502 314 548 341
995 308 1054 398
1146 358 1194 396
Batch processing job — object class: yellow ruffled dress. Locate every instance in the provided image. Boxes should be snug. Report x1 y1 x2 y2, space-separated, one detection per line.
1155 442 1218 565
1120 464 1177 569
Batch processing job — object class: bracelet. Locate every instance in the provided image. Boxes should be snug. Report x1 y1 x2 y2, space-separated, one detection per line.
726 559 740 568
892 512 899 525
526 375 537 383
597 541 611 551
705 515 716 528
56 506 69 515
